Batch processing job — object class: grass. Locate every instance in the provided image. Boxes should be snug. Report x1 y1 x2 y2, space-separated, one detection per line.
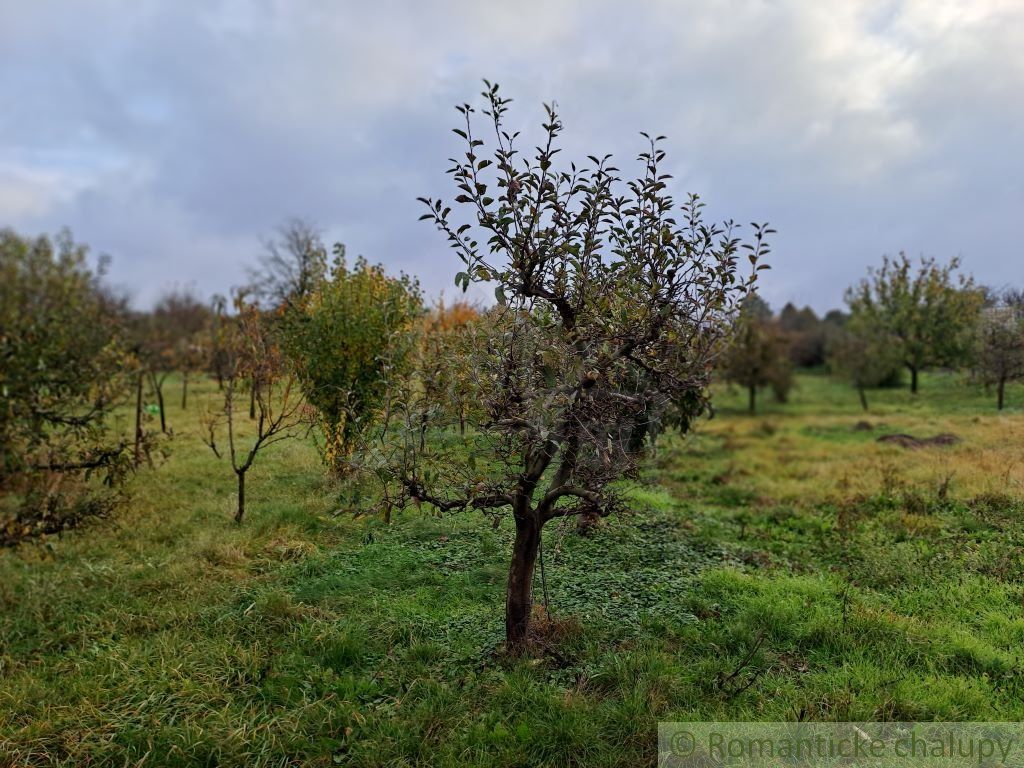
2 371 1024 766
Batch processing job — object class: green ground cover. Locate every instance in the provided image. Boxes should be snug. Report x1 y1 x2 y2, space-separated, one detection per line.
2 372 1023 766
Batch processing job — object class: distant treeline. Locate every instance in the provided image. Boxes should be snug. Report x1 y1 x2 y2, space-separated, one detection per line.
719 256 1024 412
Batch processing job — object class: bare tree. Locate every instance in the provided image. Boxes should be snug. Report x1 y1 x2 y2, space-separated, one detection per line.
202 298 304 523
249 218 327 310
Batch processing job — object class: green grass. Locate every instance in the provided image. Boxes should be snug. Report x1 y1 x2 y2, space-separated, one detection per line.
2 372 1024 766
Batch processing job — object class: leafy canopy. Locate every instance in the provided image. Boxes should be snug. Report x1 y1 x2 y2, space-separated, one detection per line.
845 253 983 390
0 229 137 541
281 247 422 473
974 293 1024 408
719 296 793 411
362 81 771 647
0 229 131 481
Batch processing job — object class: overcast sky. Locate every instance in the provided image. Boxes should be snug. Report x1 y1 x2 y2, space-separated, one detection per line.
2 0 1021 312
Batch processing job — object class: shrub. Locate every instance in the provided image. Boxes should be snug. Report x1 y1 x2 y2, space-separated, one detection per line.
281 249 422 474
0 229 138 543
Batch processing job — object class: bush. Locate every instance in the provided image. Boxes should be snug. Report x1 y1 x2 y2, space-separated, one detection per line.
281 248 422 474
0 229 137 543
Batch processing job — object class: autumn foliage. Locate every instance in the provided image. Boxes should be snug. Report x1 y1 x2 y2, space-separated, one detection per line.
280 248 423 474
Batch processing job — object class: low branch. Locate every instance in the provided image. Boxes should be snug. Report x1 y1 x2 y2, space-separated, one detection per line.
30 442 129 473
403 478 513 512
539 485 601 520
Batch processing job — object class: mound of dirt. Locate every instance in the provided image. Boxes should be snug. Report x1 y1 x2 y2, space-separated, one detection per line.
876 433 961 449
853 420 874 431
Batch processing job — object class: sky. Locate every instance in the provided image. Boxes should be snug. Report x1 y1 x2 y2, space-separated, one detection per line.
1 0 1021 312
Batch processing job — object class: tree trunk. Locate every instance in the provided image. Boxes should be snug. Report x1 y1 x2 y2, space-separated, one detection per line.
153 376 167 433
627 409 649 455
235 470 246 523
909 365 919 394
858 385 868 412
249 380 257 420
748 384 757 414
133 372 144 466
181 372 189 410
997 377 1006 410
505 513 541 651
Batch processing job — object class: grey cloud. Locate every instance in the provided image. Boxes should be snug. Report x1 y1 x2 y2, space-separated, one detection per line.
1 0 1021 310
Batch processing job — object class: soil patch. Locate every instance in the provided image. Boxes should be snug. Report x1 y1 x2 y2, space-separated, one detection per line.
876 433 961 449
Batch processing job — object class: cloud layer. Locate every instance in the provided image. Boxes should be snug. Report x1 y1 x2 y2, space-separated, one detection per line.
2 0 1021 310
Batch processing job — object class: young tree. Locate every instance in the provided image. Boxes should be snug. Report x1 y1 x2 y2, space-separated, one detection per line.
357 82 769 650
845 254 984 394
205 294 232 391
974 295 1024 410
130 312 175 434
201 299 304 523
719 296 792 413
280 249 422 475
151 288 212 410
828 318 903 411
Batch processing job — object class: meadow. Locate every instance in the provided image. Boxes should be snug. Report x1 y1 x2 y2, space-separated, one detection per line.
2 372 1023 767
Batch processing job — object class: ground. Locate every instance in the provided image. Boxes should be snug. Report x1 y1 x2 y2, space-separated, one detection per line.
2 372 1023 767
